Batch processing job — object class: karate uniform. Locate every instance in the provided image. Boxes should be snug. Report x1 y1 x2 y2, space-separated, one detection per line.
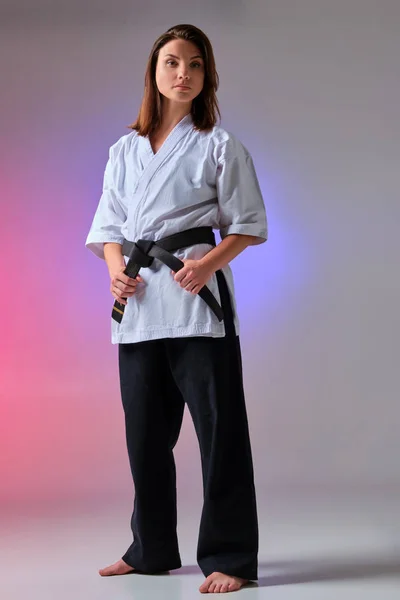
86 114 267 580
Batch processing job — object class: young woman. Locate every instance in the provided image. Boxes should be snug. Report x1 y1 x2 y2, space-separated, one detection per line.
86 23 267 595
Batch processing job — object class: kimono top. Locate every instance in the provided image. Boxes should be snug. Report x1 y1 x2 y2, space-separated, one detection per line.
86 114 267 344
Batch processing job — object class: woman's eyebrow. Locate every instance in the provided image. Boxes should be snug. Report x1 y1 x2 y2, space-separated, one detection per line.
164 53 203 60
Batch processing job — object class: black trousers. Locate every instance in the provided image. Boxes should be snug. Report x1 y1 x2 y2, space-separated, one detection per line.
118 273 259 580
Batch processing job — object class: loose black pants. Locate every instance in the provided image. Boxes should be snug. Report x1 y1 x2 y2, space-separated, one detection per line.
118 272 259 580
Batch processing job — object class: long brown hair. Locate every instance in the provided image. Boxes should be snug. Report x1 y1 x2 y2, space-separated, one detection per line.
129 24 220 135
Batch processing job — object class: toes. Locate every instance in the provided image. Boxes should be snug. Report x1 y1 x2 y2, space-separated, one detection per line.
232 581 244 591
98 560 134 577
200 574 244 593
199 577 212 593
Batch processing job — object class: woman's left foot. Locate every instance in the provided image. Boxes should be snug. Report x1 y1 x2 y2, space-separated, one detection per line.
199 572 249 593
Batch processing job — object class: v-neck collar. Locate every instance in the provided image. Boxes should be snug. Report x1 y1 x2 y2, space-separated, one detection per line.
145 113 193 157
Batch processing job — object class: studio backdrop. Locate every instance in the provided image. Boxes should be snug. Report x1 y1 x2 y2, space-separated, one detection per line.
1 0 399 511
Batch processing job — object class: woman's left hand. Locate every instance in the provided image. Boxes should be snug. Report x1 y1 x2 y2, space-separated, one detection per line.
172 259 214 294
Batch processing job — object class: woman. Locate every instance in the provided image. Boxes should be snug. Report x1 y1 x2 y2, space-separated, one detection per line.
86 24 267 595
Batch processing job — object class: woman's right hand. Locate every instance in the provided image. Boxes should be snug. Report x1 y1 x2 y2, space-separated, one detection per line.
109 266 144 306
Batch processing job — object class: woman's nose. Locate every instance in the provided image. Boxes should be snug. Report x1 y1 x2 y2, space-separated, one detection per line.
178 67 190 80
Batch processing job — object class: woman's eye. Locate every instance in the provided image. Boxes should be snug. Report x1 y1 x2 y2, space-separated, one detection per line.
166 59 202 68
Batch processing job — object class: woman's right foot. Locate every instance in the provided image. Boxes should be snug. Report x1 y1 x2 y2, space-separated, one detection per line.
99 559 135 576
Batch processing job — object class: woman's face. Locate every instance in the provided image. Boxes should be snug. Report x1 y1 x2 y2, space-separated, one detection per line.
155 38 205 105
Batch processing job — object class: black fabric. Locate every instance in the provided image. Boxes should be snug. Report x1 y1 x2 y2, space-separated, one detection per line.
122 226 217 258
118 272 258 580
112 227 223 324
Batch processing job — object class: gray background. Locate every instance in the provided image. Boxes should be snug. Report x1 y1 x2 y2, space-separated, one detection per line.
0 0 399 510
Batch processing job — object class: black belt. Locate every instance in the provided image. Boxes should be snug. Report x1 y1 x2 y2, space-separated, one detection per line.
112 226 224 324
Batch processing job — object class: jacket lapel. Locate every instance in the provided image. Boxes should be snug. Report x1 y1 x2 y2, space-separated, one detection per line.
134 114 193 195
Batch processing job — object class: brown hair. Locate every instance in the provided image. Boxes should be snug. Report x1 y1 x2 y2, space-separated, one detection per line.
129 24 220 135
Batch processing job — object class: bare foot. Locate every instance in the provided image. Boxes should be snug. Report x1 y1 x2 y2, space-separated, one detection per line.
99 559 135 577
199 572 249 593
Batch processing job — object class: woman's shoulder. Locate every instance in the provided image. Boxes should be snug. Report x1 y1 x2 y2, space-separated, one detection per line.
200 124 251 164
108 130 139 160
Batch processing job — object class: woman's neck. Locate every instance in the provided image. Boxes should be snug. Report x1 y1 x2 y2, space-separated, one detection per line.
158 100 191 133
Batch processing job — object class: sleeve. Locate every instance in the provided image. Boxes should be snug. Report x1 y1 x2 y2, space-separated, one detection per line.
215 137 268 245
85 141 128 260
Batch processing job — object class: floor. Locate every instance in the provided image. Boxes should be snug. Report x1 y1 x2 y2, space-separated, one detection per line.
1 489 399 599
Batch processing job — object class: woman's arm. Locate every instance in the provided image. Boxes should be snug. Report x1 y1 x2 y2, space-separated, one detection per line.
199 233 255 273
173 233 256 294
104 242 125 276
104 242 143 305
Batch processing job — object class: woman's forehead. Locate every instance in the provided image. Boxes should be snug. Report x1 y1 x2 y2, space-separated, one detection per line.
160 39 202 58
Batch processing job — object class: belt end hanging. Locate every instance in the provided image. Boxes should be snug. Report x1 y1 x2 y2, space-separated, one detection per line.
112 301 125 323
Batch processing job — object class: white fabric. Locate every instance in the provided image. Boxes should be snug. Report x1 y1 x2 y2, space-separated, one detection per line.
86 114 267 344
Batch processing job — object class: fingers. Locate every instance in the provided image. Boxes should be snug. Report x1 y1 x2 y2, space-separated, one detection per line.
189 284 202 294
110 282 129 304
118 272 144 285
172 268 194 288
171 269 202 295
111 281 135 298
112 274 143 293
180 280 202 295
112 291 127 305
110 273 144 304
183 281 197 293
173 266 192 285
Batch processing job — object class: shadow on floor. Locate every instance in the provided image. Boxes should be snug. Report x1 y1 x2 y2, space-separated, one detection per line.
173 554 400 588
173 565 202 575
257 554 400 587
